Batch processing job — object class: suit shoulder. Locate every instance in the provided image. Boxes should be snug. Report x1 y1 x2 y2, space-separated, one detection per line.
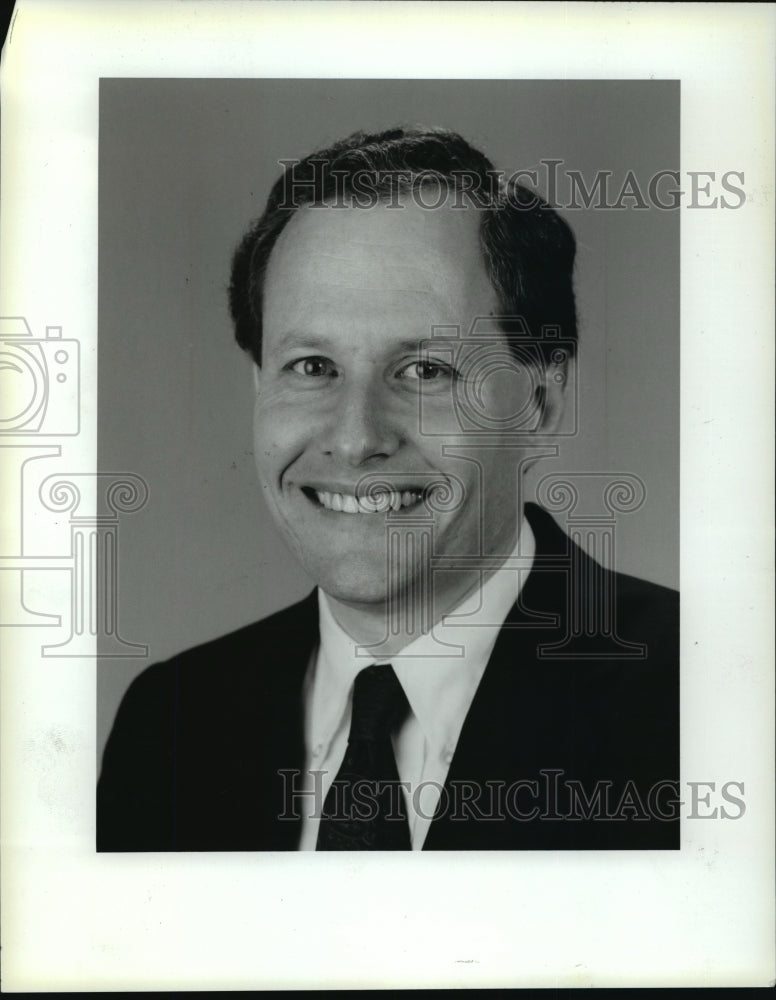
613 569 678 621
606 569 678 678
123 590 318 692
528 501 677 607
173 589 317 663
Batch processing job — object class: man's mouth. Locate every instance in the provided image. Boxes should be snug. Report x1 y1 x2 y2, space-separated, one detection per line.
302 487 426 514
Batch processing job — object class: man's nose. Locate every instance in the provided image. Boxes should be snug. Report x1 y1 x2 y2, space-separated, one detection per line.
322 380 402 466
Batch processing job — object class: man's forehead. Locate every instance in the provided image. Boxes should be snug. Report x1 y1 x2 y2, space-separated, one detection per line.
270 196 486 270
261 203 497 339
259 195 502 348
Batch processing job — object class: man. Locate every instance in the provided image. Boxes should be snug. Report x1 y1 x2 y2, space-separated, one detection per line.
97 126 679 851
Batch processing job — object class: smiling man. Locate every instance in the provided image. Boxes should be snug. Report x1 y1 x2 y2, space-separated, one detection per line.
97 127 679 852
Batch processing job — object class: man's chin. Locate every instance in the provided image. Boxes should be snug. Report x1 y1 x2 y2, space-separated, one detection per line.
314 574 392 608
303 557 408 609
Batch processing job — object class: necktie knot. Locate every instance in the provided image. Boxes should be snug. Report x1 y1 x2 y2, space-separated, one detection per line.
348 663 409 742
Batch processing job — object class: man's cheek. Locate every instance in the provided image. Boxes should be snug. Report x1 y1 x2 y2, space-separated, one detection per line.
413 387 464 433
251 426 286 487
253 410 295 457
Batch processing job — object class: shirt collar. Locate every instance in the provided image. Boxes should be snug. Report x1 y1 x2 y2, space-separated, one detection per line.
309 516 536 759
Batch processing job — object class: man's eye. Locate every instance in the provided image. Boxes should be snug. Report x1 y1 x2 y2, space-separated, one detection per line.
286 357 337 378
397 359 456 382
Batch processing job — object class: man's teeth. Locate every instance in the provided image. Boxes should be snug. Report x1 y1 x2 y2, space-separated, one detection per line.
314 489 424 513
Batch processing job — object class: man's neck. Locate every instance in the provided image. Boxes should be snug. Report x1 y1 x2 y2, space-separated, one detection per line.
323 528 523 657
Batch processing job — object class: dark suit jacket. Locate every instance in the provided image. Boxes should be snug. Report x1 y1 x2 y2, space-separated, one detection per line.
97 503 679 851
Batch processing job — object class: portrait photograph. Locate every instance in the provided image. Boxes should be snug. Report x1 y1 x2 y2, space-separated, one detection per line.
1 1 773 990
96 77 681 854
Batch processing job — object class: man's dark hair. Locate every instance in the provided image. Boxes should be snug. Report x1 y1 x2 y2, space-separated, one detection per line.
229 125 577 366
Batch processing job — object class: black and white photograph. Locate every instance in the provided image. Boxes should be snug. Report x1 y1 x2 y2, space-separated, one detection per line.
96 79 681 854
1 1 773 990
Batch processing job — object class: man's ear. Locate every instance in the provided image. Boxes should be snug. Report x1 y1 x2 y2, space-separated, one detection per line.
534 354 572 435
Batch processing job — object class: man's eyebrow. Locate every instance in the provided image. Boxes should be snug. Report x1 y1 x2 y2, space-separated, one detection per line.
269 333 440 354
398 339 436 353
269 331 334 352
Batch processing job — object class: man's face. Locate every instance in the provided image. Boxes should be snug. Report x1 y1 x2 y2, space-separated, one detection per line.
253 195 559 606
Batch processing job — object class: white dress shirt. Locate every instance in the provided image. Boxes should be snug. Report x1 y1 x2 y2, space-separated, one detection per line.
297 518 536 850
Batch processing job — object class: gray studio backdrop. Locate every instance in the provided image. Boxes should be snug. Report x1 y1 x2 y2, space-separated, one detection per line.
98 79 679 763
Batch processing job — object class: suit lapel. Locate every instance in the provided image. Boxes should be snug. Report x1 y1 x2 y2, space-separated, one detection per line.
255 590 319 849
422 505 576 850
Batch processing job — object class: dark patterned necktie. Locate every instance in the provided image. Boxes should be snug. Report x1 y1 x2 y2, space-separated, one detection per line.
316 663 411 851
